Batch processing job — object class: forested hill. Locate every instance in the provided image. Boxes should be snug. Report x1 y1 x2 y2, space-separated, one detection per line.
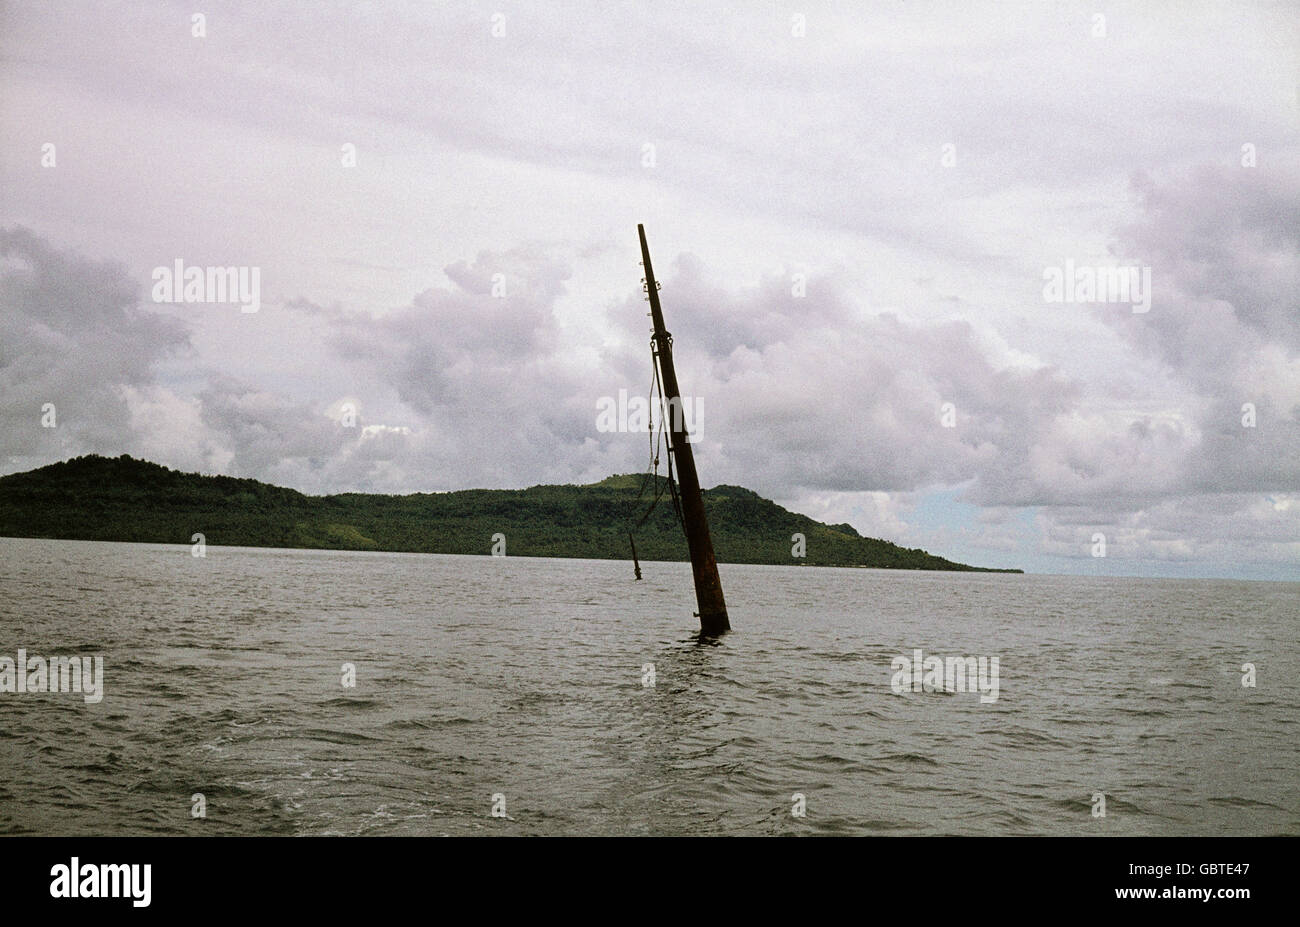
0 455 1021 572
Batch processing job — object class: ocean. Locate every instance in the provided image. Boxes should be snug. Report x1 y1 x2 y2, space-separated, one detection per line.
1 537 1296 836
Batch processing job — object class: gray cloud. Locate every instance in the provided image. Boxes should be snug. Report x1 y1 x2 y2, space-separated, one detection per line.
0 226 189 463
1102 165 1300 495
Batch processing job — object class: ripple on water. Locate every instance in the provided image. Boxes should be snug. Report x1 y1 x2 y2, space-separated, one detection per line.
1 539 1296 836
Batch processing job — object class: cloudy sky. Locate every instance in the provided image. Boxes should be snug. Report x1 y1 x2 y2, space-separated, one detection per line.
2 0 1297 579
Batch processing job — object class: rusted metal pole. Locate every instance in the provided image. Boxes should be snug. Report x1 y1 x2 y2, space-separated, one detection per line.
637 224 730 634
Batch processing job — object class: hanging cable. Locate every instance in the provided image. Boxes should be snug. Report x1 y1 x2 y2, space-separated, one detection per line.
625 334 688 579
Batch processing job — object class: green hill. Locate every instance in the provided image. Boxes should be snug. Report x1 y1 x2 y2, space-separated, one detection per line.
0 454 1021 572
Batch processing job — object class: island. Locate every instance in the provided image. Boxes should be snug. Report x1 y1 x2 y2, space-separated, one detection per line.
0 455 1022 572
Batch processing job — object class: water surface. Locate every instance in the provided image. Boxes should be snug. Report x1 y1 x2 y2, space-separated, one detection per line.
1 537 1295 835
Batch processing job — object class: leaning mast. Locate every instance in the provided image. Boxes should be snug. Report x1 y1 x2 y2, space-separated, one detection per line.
638 224 730 634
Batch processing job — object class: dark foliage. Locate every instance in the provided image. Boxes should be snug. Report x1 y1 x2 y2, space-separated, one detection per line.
0 455 1021 572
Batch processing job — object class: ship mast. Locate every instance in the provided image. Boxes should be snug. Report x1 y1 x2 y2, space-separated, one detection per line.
638 224 730 634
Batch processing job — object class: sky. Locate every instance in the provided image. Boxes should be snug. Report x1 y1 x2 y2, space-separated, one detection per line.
1 0 1297 580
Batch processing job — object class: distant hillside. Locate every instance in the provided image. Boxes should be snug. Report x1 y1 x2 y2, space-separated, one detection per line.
0 455 1021 572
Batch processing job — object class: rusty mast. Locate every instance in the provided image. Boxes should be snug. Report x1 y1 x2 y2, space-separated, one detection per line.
637 224 730 634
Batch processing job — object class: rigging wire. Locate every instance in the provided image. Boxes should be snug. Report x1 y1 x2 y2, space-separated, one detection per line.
625 336 688 575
